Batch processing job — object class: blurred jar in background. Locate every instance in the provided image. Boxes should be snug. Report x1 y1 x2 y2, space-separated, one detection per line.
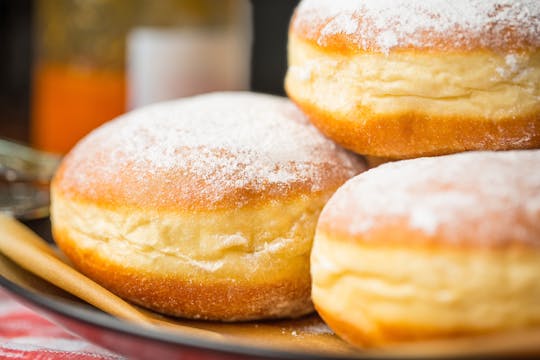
31 0 251 154
128 1 252 109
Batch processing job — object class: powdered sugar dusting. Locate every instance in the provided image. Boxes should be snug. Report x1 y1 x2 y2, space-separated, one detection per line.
320 12 358 38
58 92 363 209
321 150 540 246
294 0 540 53
505 54 520 72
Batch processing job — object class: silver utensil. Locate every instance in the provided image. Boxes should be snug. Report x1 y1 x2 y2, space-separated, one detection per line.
0 138 61 220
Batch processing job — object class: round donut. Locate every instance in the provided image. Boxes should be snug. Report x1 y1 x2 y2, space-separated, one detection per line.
311 150 540 346
50 92 365 321
286 0 540 159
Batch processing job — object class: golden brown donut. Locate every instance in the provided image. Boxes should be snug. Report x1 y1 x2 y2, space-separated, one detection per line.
286 0 540 159
50 92 365 321
311 150 540 346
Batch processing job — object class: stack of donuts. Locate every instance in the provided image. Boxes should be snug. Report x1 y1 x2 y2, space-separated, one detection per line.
50 0 540 350
287 0 540 347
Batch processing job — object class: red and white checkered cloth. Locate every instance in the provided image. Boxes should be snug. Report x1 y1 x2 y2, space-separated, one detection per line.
0 288 124 359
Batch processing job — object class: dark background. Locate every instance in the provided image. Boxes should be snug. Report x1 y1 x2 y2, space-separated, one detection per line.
0 0 299 143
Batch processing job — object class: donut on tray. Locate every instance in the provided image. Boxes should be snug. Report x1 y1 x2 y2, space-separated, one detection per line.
51 92 365 321
312 150 540 345
286 0 540 158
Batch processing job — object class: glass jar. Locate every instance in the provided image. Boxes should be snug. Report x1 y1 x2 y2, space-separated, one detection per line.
31 0 251 154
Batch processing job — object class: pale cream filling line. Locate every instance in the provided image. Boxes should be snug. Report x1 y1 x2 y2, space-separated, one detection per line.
312 234 540 331
287 35 540 119
51 191 329 280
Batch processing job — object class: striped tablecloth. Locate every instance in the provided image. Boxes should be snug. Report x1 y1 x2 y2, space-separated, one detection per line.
0 288 124 359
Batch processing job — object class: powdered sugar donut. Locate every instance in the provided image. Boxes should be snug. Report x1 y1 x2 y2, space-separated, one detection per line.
312 149 540 345
286 0 540 158
51 92 365 321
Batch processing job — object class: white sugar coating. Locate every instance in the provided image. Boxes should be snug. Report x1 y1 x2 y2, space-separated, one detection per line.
322 150 540 246
505 54 520 72
496 53 527 79
320 12 358 38
295 322 334 335
60 92 363 208
294 0 540 53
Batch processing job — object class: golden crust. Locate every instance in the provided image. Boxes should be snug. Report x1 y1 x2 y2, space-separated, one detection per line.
55 229 312 321
314 305 488 346
290 1 540 54
316 226 540 252
291 15 538 54
52 156 358 212
315 306 448 346
288 96 540 159
315 150 540 249
51 93 364 211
